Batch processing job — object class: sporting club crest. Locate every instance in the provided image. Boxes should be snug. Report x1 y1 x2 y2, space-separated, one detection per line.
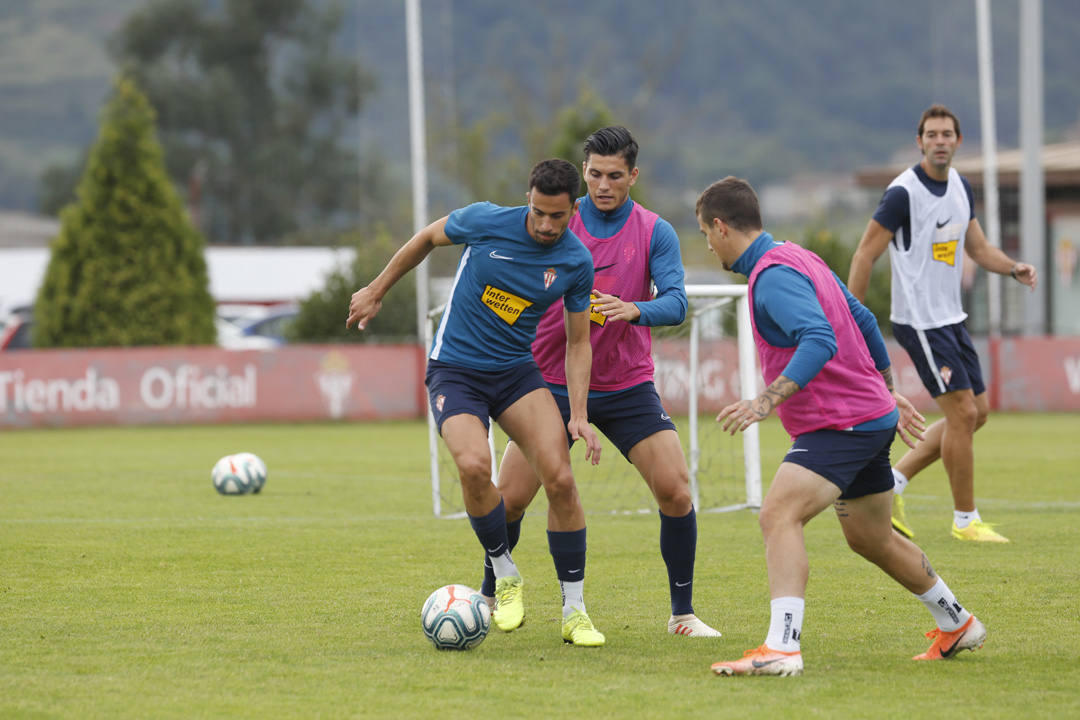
543 267 557 290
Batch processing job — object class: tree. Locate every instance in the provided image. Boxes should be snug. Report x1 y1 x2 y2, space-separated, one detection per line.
108 0 371 244
34 76 216 348
288 228 417 344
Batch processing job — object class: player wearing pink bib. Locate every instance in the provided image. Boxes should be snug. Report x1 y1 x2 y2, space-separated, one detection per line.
480 127 722 638
698 176 987 677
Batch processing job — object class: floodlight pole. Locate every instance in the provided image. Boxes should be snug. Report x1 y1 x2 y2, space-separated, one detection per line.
975 0 1002 339
975 0 1003 408
1019 0 1045 335
406 0 430 342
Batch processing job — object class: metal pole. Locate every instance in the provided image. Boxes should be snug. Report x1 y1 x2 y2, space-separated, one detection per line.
406 0 430 342
1019 0 1045 335
976 0 1002 339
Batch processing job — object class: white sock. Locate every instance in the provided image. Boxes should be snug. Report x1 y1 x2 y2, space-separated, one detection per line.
916 577 971 632
490 552 519 580
764 596 804 652
892 468 909 495
953 509 981 529
560 580 585 618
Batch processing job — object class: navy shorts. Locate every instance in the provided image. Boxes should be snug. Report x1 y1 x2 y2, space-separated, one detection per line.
425 359 548 434
893 321 985 398
551 381 677 460
782 426 895 499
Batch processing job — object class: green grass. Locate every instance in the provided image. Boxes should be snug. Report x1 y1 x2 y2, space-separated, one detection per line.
1 415 1079 718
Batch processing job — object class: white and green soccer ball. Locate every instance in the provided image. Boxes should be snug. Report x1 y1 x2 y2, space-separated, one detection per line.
421 584 491 650
211 452 267 495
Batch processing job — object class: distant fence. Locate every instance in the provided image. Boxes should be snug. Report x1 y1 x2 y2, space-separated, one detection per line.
2 336 1079 429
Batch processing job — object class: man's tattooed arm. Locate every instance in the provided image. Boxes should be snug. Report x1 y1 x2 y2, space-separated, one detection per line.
751 376 801 420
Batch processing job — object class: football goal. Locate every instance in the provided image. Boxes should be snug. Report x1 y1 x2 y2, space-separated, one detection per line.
425 284 762 518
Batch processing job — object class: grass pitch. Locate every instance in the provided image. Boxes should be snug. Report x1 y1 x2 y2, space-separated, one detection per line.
2 414 1079 718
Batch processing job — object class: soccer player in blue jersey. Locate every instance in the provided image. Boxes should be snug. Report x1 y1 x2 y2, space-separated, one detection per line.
347 158 607 646
849 105 1038 543
479 126 721 638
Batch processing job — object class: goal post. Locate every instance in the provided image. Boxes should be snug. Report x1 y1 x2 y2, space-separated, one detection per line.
425 284 762 518
685 284 762 512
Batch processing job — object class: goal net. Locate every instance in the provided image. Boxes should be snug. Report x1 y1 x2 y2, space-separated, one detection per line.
425 284 762 518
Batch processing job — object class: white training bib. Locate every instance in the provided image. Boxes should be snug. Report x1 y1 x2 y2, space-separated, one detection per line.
887 167 971 329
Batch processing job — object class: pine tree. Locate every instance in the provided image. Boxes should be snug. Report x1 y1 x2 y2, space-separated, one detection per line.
34 76 216 348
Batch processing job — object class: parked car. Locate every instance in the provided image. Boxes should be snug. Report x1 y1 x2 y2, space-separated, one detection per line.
234 305 298 346
0 306 33 351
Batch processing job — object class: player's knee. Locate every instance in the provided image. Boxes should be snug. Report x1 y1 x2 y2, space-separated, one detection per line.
653 478 692 514
974 407 989 431
844 532 878 560
948 401 979 433
540 465 577 506
455 452 491 489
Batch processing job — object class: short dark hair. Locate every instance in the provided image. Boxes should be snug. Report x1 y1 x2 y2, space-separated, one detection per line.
529 158 581 202
695 176 763 232
583 126 639 170
918 104 961 136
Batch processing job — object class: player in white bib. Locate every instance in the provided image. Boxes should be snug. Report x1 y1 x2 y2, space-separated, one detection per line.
848 104 1038 543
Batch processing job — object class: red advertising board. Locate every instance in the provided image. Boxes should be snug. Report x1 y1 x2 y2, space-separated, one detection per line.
0 345 425 428
2 336 1078 429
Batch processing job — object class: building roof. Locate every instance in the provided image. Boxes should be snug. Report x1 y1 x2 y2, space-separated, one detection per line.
855 141 1080 189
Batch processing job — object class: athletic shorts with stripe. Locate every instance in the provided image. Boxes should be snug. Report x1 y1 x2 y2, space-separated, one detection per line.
425 359 548 434
892 321 985 398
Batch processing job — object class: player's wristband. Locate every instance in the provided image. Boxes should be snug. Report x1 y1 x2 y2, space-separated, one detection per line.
1010 264 1019 280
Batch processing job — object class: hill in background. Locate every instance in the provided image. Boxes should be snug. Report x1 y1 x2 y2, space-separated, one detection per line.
2 0 1078 231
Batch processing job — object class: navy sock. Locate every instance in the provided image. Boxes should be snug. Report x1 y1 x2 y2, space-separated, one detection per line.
547 527 586 582
660 507 697 615
481 514 522 597
469 499 510 587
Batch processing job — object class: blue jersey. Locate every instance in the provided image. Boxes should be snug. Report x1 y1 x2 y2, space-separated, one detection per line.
430 202 594 371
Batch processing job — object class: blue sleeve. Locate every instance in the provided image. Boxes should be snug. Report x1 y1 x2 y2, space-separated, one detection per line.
961 175 976 221
834 272 891 371
752 266 836 388
871 186 909 233
445 202 495 245
564 257 594 313
635 218 688 327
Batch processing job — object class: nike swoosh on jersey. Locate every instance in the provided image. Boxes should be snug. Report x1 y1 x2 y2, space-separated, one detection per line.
935 218 951 228
594 262 616 271
489 250 514 260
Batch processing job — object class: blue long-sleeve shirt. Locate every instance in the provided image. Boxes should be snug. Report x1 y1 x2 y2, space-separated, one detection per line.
575 194 687 327
732 232 896 430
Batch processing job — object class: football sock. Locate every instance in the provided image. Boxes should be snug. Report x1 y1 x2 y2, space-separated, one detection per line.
548 527 587 616
764 596 804 653
659 507 697 616
916 577 971 632
560 580 585 618
481 514 522 597
469 499 519 581
953 509 981 529
892 468 909 495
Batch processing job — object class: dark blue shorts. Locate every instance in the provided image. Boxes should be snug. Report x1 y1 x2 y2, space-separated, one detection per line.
551 381 677 460
425 360 548 434
782 426 895 499
893 321 985 398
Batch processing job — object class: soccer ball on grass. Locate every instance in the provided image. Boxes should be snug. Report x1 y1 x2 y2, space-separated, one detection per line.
421 584 491 650
211 452 267 495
